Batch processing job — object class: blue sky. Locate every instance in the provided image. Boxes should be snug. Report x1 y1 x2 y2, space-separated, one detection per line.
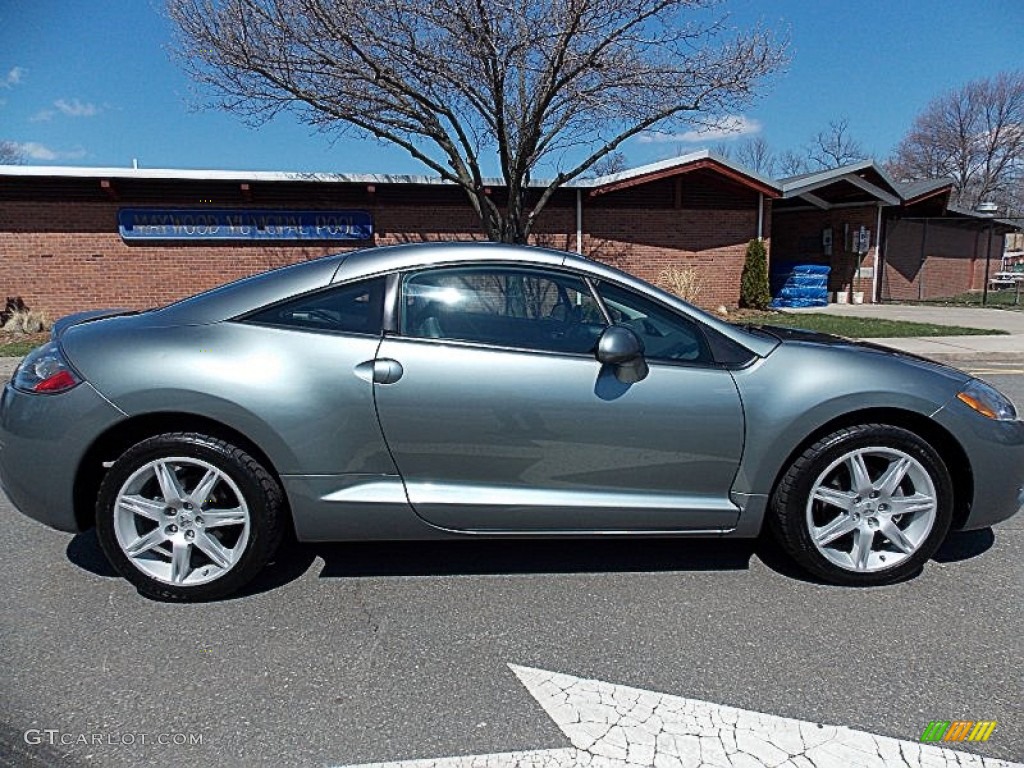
1 0 1022 177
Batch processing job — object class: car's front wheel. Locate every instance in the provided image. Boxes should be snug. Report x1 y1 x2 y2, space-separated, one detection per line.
770 424 953 586
96 432 285 601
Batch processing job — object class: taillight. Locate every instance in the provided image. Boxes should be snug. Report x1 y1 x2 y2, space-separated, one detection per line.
12 342 82 394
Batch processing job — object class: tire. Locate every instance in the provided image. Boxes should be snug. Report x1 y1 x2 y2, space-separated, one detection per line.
95 432 285 601
769 423 953 586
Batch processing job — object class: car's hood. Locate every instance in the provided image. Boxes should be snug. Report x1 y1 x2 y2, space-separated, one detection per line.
51 309 137 340
753 324 971 382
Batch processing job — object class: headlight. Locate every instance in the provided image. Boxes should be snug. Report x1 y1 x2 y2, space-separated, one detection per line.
12 342 82 395
956 379 1018 421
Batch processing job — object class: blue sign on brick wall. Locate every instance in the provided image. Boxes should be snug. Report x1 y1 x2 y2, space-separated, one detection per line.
118 208 373 241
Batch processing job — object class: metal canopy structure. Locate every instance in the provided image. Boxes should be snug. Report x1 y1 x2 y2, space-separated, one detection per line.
776 161 904 210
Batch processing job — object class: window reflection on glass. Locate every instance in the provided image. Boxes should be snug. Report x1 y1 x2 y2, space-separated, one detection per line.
596 281 711 363
402 267 604 354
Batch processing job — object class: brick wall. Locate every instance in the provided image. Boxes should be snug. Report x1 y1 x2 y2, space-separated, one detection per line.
581 206 765 309
1 179 767 319
772 206 880 302
881 219 1002 301
0 201 359 319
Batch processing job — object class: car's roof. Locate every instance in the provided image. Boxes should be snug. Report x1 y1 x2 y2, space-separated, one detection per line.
335 241 570 279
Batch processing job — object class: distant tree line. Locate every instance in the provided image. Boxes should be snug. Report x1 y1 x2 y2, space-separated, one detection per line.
712 71 1024 217
0 141 24 164
713 117 867 179
888 71 1024 216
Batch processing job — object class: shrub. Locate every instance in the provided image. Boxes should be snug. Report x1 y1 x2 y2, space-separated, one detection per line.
740 238 771 310
1 309 50 334
0 296 26 327
657 265 704 304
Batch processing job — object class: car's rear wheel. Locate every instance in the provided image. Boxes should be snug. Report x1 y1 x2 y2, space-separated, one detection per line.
96 432 284 601
770 424 953 586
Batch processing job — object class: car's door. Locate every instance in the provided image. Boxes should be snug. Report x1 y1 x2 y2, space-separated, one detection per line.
234 275 418 539
372 264 745 532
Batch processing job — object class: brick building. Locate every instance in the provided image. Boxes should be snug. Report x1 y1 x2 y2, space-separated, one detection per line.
0 152 777 318
772 162 1017 303
882 180 1017 302
2 154 1016 317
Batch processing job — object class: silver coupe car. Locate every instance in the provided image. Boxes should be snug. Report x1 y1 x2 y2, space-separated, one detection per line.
2 243 1021 600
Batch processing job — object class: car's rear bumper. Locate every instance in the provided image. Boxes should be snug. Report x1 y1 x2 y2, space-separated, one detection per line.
933 401 1024 530
0 381 125 533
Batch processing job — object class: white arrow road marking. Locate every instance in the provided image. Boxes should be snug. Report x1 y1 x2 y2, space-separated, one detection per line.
337 665 1022 768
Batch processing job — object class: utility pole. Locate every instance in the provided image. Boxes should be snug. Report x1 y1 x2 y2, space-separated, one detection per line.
977 202 998 306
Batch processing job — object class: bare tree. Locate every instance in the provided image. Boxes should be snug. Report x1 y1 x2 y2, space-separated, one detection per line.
806 117 866 170
168 0 786 242
0 141 24 164
776 148 808 177
585 151 629 178
712 136 776 176
733 136 775 176
710 141 732 159
888 71 1024 213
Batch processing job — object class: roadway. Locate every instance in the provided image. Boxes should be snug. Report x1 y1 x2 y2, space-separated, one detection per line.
0 359 1021 767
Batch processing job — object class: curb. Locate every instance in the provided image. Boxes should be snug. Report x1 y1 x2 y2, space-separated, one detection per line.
915 352 1024 364
917 353 1024 364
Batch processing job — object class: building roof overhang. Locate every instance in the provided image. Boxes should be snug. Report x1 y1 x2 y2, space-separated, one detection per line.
779 161 901 207
895 177 955 206
0 163 482 187
944 205 1021 232
0 149 782 199
582 150 780 198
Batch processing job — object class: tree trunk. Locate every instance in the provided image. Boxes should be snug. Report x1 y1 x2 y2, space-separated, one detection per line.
499 187 530 244
467 185 531 244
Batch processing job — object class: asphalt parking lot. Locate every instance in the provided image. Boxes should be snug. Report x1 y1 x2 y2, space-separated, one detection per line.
1 359 1022 767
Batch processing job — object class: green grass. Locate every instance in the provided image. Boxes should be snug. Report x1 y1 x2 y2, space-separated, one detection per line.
739 312 1008 338
912 289 1023 310
0 332 48 358
0 341 38 357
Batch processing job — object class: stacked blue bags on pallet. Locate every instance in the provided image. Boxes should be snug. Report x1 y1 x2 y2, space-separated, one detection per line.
770 263 831 308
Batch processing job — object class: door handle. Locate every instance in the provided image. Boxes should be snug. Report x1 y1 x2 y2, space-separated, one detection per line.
373 358 404 384
355 358 404 384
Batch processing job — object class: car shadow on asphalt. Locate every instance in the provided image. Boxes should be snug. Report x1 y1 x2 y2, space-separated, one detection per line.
64 527 997 598
66 531 759 595
311 537 757 578
750 527 996 586
65 528 118 577
932 527 996 562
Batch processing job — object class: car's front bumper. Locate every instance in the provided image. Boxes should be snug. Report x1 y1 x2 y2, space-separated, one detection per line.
934 398 1024 530
0 381 125 533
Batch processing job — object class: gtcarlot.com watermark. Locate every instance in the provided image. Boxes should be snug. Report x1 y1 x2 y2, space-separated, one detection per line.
24 729 203 747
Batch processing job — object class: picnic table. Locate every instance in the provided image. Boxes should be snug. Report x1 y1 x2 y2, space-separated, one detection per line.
988 271 1024 290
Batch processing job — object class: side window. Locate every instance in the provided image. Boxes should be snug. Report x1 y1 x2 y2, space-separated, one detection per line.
245 276 385 336
401 266 606 354
596 281 712 364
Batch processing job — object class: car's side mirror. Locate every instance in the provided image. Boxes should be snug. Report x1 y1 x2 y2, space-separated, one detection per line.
596 325 649 383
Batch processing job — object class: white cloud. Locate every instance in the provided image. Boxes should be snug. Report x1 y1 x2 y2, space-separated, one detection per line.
12 141 86 161
54 98 100 117
2 66 26 88
639 116 762 144
29 99 102 122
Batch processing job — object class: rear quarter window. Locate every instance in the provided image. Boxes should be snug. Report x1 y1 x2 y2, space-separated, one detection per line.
243 276 385 336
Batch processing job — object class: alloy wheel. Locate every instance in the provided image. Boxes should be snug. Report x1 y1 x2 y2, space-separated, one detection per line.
805 446 937 573
112 456 251 586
